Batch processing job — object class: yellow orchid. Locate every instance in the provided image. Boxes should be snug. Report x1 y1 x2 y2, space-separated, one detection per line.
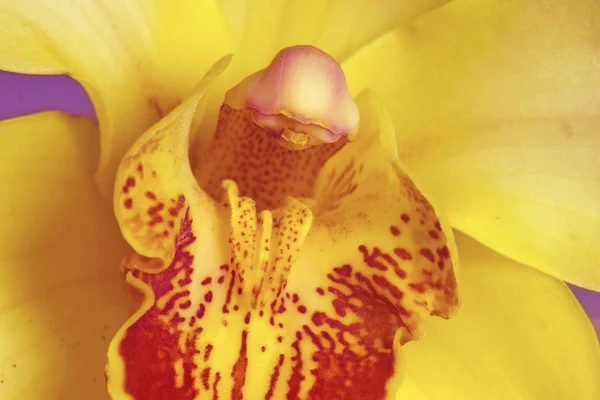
0 1 599 399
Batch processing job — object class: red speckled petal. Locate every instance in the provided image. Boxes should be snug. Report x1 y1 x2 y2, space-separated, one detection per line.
194 104 347 211
107 56 233 397
312 91 460 329
113 56 231 270
107 79 457 398
276 91 459 398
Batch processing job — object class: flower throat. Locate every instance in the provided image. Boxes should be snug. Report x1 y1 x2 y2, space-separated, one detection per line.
193 45 359 211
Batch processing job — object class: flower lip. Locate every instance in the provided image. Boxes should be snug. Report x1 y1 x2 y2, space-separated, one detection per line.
245 45 359 146
109 54 460 399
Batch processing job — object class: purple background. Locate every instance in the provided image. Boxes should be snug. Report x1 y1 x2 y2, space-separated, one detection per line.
0 70 598 337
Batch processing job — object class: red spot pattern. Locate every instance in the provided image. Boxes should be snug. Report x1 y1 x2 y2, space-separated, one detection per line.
315 157 361 213
231 330 248 400
428 229 440 240
115 123 191 264
122 176 136 194
194 105 345 211
112 189 457 400
393 247 413 261
265 354 285 400
419 248 435 263
287 332 305 399
305 264 405 400
118 210 200 399
169 195 186 217
204 291 213 303
360 246 407 279
110 96 458 400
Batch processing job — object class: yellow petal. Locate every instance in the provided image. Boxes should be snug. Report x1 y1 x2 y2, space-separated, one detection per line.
343 0 600 290
107 56 458 398
0 1 230 192
220 0 451 63
0 112 128 399
397 232 600 400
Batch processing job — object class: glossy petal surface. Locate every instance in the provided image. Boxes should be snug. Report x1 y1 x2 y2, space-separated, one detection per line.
0 112 128 399
343 0 600 290
397 233 600 400
107 59 458 399
0 0 230 191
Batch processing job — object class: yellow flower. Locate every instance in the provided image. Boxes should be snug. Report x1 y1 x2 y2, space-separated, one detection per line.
0 1 599 400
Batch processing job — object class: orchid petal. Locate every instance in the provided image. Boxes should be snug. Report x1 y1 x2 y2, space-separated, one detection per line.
0 112 128 399
397 233 600 400
343 0 600 290
0 0 230 191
